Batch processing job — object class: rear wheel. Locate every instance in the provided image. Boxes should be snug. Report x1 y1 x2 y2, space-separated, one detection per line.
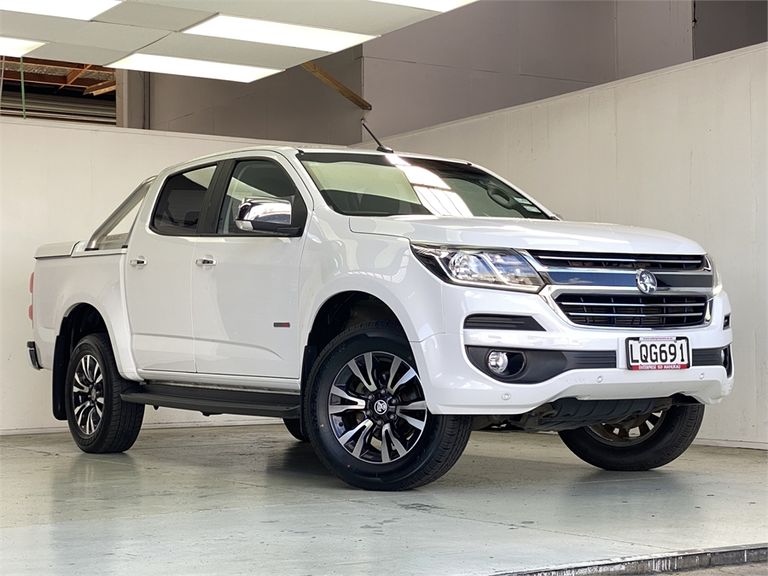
65 333 144 453
304 322 472 490
558 404 704 471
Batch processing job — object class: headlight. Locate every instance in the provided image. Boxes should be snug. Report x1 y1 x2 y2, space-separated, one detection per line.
411 244 544 292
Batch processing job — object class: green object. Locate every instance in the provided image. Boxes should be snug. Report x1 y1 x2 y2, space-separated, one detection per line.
19 56 26 119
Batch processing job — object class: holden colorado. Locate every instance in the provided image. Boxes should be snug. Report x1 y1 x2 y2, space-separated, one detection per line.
28 147 733 490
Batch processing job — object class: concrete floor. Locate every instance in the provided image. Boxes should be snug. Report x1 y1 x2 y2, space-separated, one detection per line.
1 424 766 576
683 566 766 576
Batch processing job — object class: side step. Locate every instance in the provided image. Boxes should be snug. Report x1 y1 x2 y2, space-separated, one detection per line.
121 383 300 419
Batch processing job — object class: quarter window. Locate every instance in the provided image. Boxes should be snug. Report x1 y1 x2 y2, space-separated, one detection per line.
152 165 216 235
218 160 306 235
88 178 152 250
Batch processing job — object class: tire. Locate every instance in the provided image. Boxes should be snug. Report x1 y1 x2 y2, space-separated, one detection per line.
283 418 309 442
304 321 472 491
65 333 144 453
558 404 704 471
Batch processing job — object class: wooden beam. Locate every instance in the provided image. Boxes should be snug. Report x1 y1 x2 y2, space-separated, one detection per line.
83 79 116 96
0 70 102 88
3 56 113 74
66 65 92 86
301 61 372 111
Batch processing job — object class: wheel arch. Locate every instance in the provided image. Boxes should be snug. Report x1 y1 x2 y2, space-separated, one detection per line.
52 302 112 420
301 290 408 392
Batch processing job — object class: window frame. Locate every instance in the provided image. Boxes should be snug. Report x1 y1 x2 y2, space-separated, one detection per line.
208 157 309 238
149 162 224 237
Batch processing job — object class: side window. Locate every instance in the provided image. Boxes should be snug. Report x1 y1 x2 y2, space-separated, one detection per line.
152 165 216 235
218 160 307 235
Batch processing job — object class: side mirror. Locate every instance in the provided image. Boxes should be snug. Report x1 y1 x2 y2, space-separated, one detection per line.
235 197 292 232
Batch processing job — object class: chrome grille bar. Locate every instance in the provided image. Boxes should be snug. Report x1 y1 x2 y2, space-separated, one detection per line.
529 251 706 271
559 301 703 308
568 312 703 318
554 294 709 328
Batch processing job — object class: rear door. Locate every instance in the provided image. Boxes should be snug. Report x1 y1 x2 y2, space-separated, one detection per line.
125 164 219 373
191 153 311 380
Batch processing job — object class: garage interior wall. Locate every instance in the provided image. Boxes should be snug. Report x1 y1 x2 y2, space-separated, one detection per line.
362 0 695 138
136 0 696 144
1 47 764 446
141 48 363 143
0 121 271 433
693 0 768 58
381 44 768 448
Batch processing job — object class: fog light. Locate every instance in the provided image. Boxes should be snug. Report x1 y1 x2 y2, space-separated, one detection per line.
487 351 509 374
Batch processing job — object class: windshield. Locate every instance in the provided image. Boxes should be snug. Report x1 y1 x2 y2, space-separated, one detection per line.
299 152 551 219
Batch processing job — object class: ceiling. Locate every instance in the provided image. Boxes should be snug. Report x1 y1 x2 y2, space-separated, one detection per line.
0 0 475 82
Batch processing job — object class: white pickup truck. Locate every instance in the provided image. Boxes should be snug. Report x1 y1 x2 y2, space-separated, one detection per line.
28 146 733 490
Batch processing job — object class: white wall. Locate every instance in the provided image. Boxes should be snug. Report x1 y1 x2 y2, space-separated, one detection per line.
381 44 768 448
2 45 765 445
0 119 280 433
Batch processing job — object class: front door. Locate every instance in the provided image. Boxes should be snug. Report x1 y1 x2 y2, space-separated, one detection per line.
126 164 217 372
191 154 311 380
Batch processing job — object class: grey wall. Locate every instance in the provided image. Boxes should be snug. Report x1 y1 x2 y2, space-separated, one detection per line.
137 0 767 144
362 0 693 138
139 0 697 144
693 0 768 58
145 48 363 144
116 70 147 129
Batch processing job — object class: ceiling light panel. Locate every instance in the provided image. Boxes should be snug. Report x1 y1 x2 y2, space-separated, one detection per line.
144 33 327 71
367 0 475 12
109 53 282 83
0 0 122 20
0 36 45 56
185 15 376 53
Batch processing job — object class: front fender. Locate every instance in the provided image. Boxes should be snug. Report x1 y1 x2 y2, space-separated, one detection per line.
299 222 445 346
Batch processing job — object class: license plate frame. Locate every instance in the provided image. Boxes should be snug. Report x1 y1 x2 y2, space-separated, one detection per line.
625 336 691 371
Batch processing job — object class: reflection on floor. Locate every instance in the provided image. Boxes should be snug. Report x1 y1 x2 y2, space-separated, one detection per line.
1 424 766 576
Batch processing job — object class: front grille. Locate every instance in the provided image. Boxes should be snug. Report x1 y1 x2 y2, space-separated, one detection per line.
556 294 709 328
529 251 705 271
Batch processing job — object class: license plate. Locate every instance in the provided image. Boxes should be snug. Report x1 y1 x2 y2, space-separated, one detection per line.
626 337 690 370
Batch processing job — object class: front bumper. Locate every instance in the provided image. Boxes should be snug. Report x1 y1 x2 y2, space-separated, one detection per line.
412 286 733 415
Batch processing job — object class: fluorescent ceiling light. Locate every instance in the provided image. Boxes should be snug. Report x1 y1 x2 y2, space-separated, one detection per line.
109 54 282 83
0 0 121 20
185 15 376 53
0 36 45 57
368 0 475 12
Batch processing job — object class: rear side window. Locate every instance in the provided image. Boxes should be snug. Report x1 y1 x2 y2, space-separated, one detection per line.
152 165 216 235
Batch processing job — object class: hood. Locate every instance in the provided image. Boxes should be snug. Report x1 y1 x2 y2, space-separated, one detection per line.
348 216 705 255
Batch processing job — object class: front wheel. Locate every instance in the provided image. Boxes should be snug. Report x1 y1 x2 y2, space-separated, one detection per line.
65 333 144 453
558 404 704 471
304 322 472 490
